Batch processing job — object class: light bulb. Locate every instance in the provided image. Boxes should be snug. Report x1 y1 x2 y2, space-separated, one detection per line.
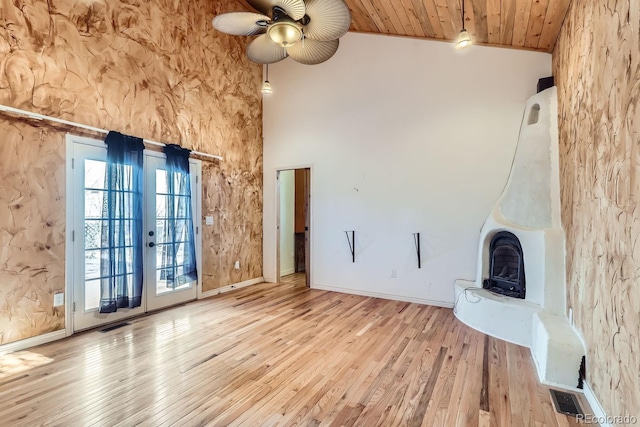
455 29 472 50
261 80 272 95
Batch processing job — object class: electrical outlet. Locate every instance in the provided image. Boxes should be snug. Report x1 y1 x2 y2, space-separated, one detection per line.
53 293 64 307
205 216 214 226
234 260 240 270
391 269 397 278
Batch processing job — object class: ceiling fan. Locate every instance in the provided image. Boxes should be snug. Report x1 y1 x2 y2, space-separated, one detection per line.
213 0 352 65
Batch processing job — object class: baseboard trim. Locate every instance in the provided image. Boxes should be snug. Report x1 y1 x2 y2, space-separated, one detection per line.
582 381 612 427
280 268 295 277
0 330 67 355
312 284 453 308
200 277 264 299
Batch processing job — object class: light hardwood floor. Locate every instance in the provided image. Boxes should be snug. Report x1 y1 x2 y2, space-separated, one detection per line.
0 273 589 426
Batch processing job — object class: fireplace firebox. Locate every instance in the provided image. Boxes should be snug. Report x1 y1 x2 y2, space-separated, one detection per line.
483 232 525 299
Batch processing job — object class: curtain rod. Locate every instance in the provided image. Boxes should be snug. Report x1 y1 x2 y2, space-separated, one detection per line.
0 104 223 161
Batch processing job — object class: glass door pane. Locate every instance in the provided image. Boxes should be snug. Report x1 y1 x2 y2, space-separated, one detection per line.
145 155 199 311
84 159 106 310
72 141 145 331
154 169 194 295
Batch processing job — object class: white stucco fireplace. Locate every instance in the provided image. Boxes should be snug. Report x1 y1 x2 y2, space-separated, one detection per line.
454 87 585 390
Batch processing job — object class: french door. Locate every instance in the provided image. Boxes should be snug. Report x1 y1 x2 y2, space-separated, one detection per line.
144 154 200 312
69 136 201 331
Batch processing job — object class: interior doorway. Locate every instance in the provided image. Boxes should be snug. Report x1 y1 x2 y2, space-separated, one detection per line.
277 168 310 287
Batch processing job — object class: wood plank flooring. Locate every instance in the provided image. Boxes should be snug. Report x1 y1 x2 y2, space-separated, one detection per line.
0 273 589 426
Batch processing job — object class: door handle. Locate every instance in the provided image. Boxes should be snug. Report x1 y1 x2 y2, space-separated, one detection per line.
148 242 156 248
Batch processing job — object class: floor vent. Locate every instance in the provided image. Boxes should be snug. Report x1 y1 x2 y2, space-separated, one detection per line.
100 322 130 333
549 389 583 417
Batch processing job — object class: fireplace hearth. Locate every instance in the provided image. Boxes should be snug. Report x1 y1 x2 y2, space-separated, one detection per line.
483 231 525 299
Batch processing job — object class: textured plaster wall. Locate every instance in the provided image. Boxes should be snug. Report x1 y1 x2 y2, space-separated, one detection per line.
553 0 640 418
0 0 263 344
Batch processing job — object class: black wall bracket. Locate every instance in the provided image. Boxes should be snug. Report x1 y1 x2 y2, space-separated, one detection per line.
413 233 421 268
345 230 355 263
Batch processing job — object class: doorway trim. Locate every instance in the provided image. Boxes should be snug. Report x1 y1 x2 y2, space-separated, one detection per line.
65 134 75 337
275 164 313 287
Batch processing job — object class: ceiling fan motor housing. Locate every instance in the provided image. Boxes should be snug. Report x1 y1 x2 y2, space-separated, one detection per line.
268 7 303 47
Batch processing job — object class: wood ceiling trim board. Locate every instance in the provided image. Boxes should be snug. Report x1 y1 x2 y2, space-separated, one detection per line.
396 0 424 37
433 0 457 40
354 0 388 34
359 0 389 33
356 0 389 32
351 0 381 32
536 0 570 52
471 0 488 43
511 0 533 47
347 0 374 31
347 0 376 32
377 0 411 36
486 0 502 44
499 0 516 46
446 0 464 35
346 29 549 52
470 40 548 52
411 0 437 38
422 0 445 39
523 0 550 48
374 0 401 34
403 0 430 37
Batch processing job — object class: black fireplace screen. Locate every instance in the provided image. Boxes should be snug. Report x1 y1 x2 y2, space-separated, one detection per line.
483 231 526 299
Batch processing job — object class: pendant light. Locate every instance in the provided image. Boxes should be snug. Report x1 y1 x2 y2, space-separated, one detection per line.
455 0 472 50
261 64 273 95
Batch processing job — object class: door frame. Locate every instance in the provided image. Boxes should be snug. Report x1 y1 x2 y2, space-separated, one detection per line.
275 165 313 287
65 134 202 333
65 134 75 337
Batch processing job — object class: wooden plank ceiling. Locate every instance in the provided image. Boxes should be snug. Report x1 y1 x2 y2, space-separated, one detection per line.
237 0 572 52
345 0 572 52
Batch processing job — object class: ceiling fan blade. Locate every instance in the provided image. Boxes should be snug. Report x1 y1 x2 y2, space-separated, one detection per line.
302 0 351 41
247 34 288 64
247 0 306 21
212 12 269 36
287 38 339 65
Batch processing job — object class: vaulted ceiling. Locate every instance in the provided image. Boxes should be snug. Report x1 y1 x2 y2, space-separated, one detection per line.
235 0 572 53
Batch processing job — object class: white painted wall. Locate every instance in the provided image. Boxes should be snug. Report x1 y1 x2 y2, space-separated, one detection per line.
263 32 552 305
279 170 295 276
